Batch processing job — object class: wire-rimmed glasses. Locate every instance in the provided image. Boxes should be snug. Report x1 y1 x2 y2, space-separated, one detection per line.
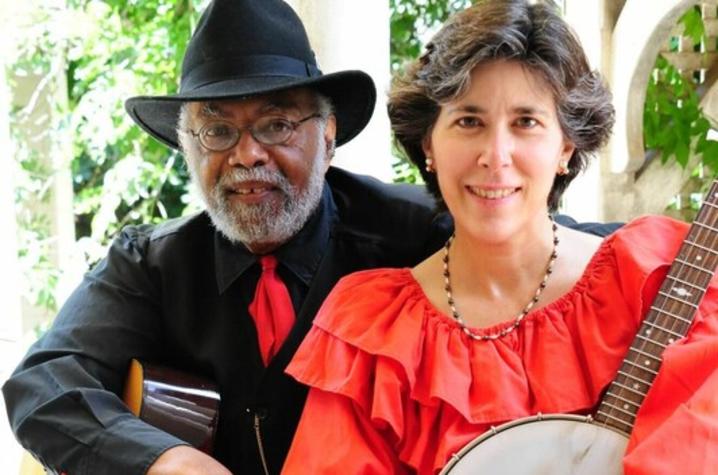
187 113 321 152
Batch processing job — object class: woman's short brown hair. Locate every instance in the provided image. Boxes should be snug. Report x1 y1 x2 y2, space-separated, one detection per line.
388 0 615 212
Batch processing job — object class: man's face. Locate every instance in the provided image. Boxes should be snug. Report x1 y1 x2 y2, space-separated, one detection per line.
181 89 336 253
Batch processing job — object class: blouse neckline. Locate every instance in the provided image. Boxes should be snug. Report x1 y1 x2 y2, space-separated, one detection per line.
401 232 618 340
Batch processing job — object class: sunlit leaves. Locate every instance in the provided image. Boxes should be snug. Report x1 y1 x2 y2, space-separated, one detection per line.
58 0 201 243
390 0 472 73
390 0 471 184
11 0 201 311
680 6 705 46
644 12 718 176
643 7 718 223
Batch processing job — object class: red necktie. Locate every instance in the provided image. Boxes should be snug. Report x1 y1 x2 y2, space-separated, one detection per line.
248 255 296 366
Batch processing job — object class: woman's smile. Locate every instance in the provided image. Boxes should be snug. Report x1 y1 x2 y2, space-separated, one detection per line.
466 185 521 200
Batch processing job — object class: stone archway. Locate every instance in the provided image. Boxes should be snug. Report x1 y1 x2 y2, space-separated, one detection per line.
605 0 718 221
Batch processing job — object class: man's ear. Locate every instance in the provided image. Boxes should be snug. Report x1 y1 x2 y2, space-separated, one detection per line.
323 114 337 163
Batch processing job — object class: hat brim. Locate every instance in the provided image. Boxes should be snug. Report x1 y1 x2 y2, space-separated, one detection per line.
125 70 376 149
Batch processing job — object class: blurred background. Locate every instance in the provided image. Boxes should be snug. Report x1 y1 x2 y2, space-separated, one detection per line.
2 0 718 471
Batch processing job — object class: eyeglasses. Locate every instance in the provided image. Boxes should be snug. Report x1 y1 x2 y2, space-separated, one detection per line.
187 113 322 152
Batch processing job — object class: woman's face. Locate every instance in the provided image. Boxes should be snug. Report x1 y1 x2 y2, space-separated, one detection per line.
424 60 574 244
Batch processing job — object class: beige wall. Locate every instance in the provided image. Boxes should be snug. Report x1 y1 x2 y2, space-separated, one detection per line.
286 0 393 181
562 0 607 221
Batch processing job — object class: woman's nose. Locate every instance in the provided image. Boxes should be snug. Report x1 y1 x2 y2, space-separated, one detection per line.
476 127 512 170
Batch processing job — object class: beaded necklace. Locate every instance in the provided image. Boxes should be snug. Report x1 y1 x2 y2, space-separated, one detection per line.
442 218 559 341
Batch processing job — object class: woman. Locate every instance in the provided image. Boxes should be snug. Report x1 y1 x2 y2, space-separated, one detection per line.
282 1 718 473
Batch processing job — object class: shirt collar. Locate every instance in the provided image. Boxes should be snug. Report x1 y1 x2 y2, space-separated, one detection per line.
214 183 337 293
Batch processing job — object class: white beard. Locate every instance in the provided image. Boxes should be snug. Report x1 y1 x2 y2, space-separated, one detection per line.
189 153 327 249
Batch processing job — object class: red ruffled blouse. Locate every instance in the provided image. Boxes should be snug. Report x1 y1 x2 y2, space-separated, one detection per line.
282 216 718 474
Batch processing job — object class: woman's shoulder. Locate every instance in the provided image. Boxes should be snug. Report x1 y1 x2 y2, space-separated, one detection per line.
315 267 419 318
286 267 431 408
562 215 692 313
309 267 429 345
562 214 688 262
610 215 690 269
328 266 415 291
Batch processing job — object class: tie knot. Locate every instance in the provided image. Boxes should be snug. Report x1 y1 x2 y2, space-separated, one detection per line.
259 255 278 271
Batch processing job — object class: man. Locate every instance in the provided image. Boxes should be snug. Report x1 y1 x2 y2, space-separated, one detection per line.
3 1 449 474
3 1 618 474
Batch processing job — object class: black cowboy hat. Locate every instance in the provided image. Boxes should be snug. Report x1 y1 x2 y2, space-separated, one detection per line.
125 0 376 149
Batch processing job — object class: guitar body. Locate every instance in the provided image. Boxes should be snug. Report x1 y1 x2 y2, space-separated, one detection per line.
122 359 221 454
23 360 222 474
440 414 628 475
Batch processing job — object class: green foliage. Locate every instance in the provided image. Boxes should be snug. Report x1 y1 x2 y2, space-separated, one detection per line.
643 6 718 222
62 0 202 244
644 7 718 174
10 0 205 310
680 6 705 46
390 0 472 72
644 56 702 168
13 140 61 312
389 0 471 185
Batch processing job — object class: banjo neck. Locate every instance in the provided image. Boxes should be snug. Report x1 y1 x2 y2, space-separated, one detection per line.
594 179 718 436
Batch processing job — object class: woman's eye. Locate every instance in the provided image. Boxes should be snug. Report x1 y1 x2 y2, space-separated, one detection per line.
515 117 538 128
457 117 481 128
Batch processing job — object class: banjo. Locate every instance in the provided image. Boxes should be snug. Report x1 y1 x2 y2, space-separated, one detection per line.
441 180 718 474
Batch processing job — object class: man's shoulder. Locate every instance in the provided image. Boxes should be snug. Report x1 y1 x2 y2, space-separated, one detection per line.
148 211 211 240
327 166 433 206
324 167 450 260
555 214 622 237
326 167 438 222
325 167 447 245
116 212 213 248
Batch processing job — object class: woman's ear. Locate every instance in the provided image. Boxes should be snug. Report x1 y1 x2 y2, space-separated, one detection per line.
560 139 575 164
421 136 433 158
422 136 436 173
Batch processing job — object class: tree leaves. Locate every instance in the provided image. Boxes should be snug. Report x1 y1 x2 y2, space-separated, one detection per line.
11 0 201 310
680 6 705 46
389 0 471 184
644 10 718 178
390 0 471 73
56 0 201 242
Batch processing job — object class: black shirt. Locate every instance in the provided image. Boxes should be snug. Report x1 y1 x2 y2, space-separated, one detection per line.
3 167 450 475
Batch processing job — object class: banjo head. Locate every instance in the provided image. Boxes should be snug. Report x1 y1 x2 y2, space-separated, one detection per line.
440 414 629 475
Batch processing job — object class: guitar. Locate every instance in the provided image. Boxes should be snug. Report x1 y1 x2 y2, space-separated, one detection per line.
21 359 220 474
441 180 718 474
122 359 221 454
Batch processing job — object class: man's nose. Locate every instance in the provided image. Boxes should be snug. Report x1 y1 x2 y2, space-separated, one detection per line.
476 126 513 170
227 130 270 168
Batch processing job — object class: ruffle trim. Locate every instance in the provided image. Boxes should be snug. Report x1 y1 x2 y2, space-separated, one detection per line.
287 216 700 469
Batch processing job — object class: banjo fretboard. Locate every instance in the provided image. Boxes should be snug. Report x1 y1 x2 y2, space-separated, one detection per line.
594 179 718 435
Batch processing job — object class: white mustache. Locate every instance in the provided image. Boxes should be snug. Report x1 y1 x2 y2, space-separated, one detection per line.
218 168 290 193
